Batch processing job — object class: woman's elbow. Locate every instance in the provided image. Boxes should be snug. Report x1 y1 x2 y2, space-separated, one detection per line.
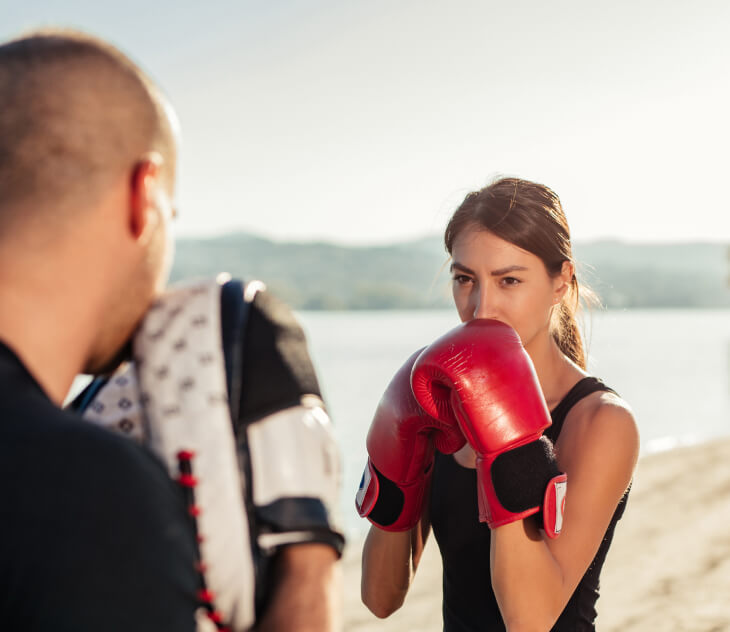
364 600 403 619
361 585 406 618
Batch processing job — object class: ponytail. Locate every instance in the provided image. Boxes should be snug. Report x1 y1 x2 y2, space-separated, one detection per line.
551 274 596 370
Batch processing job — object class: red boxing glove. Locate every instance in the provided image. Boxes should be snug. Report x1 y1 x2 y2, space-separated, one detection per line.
355 349 466 531
411 320 567 538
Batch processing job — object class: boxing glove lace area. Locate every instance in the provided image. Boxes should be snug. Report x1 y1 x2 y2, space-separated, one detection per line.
411 319 567 538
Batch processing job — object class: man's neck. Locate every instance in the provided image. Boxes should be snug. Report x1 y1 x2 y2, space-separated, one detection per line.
0 267 98 406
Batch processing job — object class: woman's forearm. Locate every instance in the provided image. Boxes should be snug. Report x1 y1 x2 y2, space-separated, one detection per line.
490 521 567 631
361 525 424 618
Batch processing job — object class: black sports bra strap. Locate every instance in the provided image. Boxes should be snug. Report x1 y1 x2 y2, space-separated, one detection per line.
546 377 617 443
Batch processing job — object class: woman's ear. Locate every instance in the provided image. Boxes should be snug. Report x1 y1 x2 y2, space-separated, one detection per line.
553 260 575 303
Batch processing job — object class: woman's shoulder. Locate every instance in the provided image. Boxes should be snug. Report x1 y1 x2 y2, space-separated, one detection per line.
573 383 636 430
558 380 639 470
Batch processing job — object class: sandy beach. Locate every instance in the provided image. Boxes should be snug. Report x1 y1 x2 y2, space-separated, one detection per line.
342 438 730 631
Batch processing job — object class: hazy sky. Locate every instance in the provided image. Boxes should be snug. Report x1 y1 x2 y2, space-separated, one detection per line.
3 0 729 244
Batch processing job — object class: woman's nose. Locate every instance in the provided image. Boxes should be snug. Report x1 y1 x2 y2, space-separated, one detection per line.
472 288 496 320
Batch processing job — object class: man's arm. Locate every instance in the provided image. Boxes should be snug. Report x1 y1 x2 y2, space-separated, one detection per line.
229 284 344 626
255 544 341 632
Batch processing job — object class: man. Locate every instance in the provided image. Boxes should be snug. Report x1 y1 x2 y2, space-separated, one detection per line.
0 30 341 631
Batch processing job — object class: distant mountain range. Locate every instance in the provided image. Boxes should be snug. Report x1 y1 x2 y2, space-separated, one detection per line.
170 233 730 310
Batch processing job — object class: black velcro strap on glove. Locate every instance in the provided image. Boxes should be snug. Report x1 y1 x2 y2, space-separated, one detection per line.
365 465 405 528
490 436 560 513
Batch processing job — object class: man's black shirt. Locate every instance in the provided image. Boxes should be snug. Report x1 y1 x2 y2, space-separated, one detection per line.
0 341 199 631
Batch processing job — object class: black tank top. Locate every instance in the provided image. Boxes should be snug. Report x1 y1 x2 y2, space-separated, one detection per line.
430 377 629 632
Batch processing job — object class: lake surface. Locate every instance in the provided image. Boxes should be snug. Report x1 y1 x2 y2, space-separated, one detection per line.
296 309 730 538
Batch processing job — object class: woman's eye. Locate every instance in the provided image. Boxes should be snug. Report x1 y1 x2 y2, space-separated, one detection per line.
452 274 473 285
501 276 521 286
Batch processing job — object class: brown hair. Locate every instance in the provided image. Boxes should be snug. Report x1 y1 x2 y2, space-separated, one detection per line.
445 177 591 368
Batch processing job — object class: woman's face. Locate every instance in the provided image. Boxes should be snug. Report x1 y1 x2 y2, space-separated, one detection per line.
450 227 570 349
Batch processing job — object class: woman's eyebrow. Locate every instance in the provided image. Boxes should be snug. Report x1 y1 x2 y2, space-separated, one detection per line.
490 265 528 276
450 261 476 275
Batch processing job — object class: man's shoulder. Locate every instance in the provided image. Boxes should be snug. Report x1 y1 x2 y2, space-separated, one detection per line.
0 398 199 632
0 389 178 510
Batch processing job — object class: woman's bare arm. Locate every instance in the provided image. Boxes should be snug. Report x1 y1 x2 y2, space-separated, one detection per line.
490 394 639 631
361 501 431 617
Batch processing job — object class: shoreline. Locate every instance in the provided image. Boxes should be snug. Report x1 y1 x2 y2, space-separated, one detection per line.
342 437 730 631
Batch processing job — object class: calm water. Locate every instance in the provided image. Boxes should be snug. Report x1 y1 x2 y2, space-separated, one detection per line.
296 309 730 538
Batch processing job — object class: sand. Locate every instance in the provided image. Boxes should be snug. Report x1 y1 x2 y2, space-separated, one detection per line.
341 438 730 631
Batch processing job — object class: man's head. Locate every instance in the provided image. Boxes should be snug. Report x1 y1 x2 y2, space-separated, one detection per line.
0 30 180 375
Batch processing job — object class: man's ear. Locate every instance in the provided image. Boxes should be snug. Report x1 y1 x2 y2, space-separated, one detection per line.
129 154 164 240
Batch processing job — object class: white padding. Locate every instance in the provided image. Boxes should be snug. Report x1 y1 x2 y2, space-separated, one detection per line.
83 279 256 632
258 530 322 551
82 365 146 443
247 398 341 518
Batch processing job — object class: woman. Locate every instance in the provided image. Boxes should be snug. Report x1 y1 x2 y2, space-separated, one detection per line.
358 177 639 631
